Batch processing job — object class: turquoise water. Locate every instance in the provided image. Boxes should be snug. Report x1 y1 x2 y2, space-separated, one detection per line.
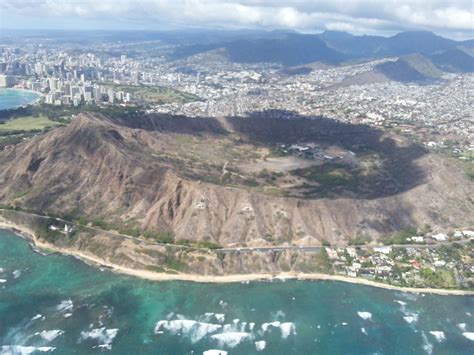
0 229 473 354
0 89 41 110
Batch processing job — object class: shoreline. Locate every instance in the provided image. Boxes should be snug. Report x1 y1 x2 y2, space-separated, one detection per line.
1 221 473 296
0 87 43 110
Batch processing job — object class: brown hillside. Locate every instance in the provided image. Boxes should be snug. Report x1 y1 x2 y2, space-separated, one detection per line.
0 112 472 247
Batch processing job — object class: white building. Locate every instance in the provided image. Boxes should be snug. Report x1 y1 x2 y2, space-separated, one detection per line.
432 233 448 242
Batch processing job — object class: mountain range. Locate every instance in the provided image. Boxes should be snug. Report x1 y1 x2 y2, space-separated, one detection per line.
171 30 474 80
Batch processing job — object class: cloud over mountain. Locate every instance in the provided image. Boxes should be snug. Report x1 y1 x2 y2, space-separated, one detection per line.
1 0 473 39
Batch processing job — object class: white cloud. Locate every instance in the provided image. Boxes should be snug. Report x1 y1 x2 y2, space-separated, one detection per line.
0 0 472 38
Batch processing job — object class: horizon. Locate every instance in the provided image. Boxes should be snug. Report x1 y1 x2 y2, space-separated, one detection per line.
0 27 473 42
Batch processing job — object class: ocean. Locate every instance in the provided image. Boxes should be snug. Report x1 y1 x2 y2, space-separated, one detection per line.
0 89 41 110
0 229 473 354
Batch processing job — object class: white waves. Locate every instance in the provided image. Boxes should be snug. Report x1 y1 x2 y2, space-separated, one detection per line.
154 319 222 343
210 332 251 348
37 330 65 342
357 312 372 320
1 346 55 354
421 331 433 354
462 332 474 341
79 327 118 350
255 340 266 351
55 299 73 313
429 331 445 342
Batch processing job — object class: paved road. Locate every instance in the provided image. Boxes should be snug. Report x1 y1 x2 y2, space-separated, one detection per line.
1 208 471 254
219 246 322 253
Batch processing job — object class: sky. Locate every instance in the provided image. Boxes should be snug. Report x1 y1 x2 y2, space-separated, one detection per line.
1 0 473 39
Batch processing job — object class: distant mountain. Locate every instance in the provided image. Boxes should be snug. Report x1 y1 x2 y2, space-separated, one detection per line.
336 54 445 87
318 31 387 58
172 30 472 67
384 31 456 56
375 54 443 82
318 30 459 59
429 48 474 73
173 33 345 66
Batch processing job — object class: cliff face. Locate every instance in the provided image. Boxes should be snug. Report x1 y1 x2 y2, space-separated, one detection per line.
0 113 472 247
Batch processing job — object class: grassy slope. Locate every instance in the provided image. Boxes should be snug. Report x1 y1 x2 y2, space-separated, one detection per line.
0 116 61 132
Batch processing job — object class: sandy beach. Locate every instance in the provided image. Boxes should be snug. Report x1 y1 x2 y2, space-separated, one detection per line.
1 220 473 296
1 87 43 109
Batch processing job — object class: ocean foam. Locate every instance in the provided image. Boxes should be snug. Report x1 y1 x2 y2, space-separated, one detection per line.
31 314 43 321
361 327 367 335
165 312 174 320
12 270 21 279
80 327 118 350
272 310 286 320
1 346 55 354
154 319 222 343
211 332 251 348
457 323 467 332
357 312 372 320
215 314 225 324
429 331 445 342
255 340 266 351
203 350 228 355
261 321 281 333
56 299 73 313
201 313 215 322
38 330 65 342
403 314 419 324
395 300 407 306
421 332 433 354
260 321 296 339
462 332 474 341
280 323 296 339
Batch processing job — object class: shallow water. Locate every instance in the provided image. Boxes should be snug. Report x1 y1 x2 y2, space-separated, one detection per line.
0 89 41 110
0 229 473 354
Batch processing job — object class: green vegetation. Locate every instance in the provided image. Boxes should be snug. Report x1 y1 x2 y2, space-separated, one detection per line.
0 115 61 132
382 227 418 245
175 238 222 249
0 102 145 122
315 248 333 274
109 84 200 104
162 253 187 271
420 267 456 288
257 168 285 182
270 147 291 157
143 230 175 244
145 265 167 273
464 161 474 181
34 219 64 244
293 164 354 186
348 234 372 246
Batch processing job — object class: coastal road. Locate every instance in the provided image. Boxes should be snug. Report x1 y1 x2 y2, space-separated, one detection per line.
0 208 471 254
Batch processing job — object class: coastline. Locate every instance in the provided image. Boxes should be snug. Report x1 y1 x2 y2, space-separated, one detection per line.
0 87 43 110
1 220 473 296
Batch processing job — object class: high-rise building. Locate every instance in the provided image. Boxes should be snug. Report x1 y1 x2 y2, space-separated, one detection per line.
0 75 16 87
